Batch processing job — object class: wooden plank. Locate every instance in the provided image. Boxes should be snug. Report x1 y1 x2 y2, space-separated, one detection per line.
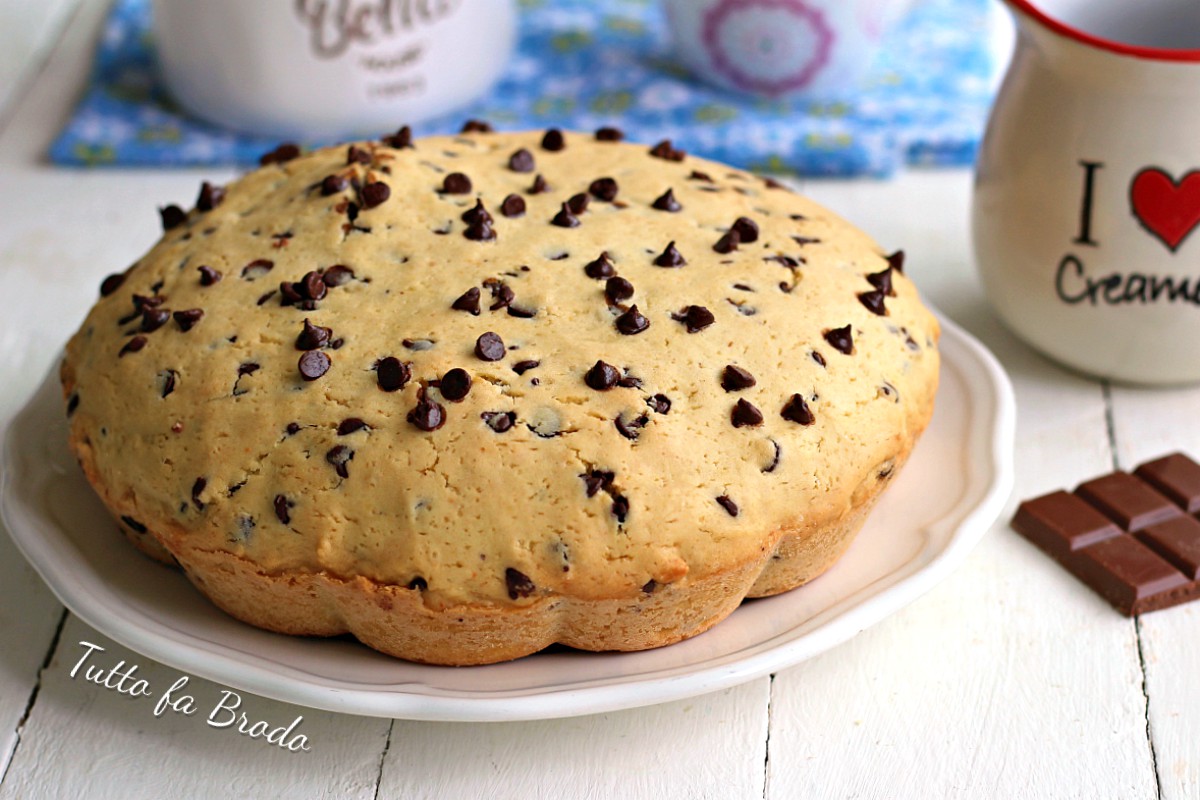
0 617 392 800
763 175 1158 798
1109 382 1200 800
0 0 80 124
376 679 769 800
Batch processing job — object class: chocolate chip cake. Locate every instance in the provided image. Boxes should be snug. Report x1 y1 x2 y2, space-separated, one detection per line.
60 126 940 665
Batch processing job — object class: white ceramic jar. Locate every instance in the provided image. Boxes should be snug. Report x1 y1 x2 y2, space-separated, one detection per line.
973 0 1200 384
662 0 916 99
151 0 517 139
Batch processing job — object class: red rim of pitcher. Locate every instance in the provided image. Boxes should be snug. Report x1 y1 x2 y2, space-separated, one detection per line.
1008 0 1200 62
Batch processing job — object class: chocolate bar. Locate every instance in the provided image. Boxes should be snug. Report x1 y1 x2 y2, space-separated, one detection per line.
1013 452 1200 615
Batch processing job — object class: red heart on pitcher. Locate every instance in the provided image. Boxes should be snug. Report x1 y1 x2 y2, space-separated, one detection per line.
1130 168 1200 252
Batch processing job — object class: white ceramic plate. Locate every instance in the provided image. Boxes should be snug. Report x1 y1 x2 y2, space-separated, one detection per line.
2 313 1014 722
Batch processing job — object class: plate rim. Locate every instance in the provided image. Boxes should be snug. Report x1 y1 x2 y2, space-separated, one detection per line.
1 311 1015 721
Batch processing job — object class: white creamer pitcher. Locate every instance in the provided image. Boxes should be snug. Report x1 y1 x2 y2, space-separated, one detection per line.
973 0 1200 385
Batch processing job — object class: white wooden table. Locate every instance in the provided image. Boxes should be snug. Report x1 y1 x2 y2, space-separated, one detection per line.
1 2 1196 798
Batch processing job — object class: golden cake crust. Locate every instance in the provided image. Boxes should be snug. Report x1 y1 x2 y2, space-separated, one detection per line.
61 129 939 665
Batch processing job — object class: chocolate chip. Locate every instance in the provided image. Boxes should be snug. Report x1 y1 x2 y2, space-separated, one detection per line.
615 412 649 440
812 350 827 367
654 241 686 267
160 369 177 398
512 360 539 375
689 170 713 182
551 203 580 228
66 393 80 416
295 272 325 302
782 394 815 425
732 217 759 243
649 139 686 161
581 469 614 497
321 174 349 196
337 418 368 436
198 265 222 286
615 305 650 335
651 188 681 212
595 127 624 141
713 229 740 254
285 422 301 436
442 172 472 194
100 273 126 296
464 219 496 241
605 276 634 304
461 119 493 133
541 128 565 151
241 259 274 280
642 579 658 593
763 439 782 473
731 399 764 428
589 177 619 202
868 266 895 296
345 202 360 222
452 287 482 315
858 290 888 316
569 192 591 215
159 205 186 230
173 309 204 332
296 319 332 350
611 495 630 523
482 411 515 432
346 145 372 165
585 252 616 279
191 477 207 510
824 325 854 355
487 281 515 310
716 495 739 517
361 181 391 208
673 305 715 333
616 370 642 389
475 331 506 361
403 338 435 351
323 265 356 288
119 335 147 357
407 390 446 431
461 199 492 226
273 494 292 524
259 143 301 165
500 194 526 218
381 126 413 148
298 351 331 380
505 567 535 599
722 365 756 391
141 307 171 332
196 182 225 212
325 445 354 478
887 250 906 273
529 174 549 194
585 360 620 390
507 305 536 319
647 394 671 414
508 148 535 173
375 356 410 391
440 368 472 401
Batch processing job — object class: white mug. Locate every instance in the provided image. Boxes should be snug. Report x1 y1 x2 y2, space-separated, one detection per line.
662 0 916 99
973 0 1200 385
151 0 517 139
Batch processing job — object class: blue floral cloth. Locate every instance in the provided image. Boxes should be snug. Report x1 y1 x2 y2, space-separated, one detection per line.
50 0 996 176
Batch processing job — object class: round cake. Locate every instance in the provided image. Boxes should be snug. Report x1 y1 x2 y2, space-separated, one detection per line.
60 126 940 665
